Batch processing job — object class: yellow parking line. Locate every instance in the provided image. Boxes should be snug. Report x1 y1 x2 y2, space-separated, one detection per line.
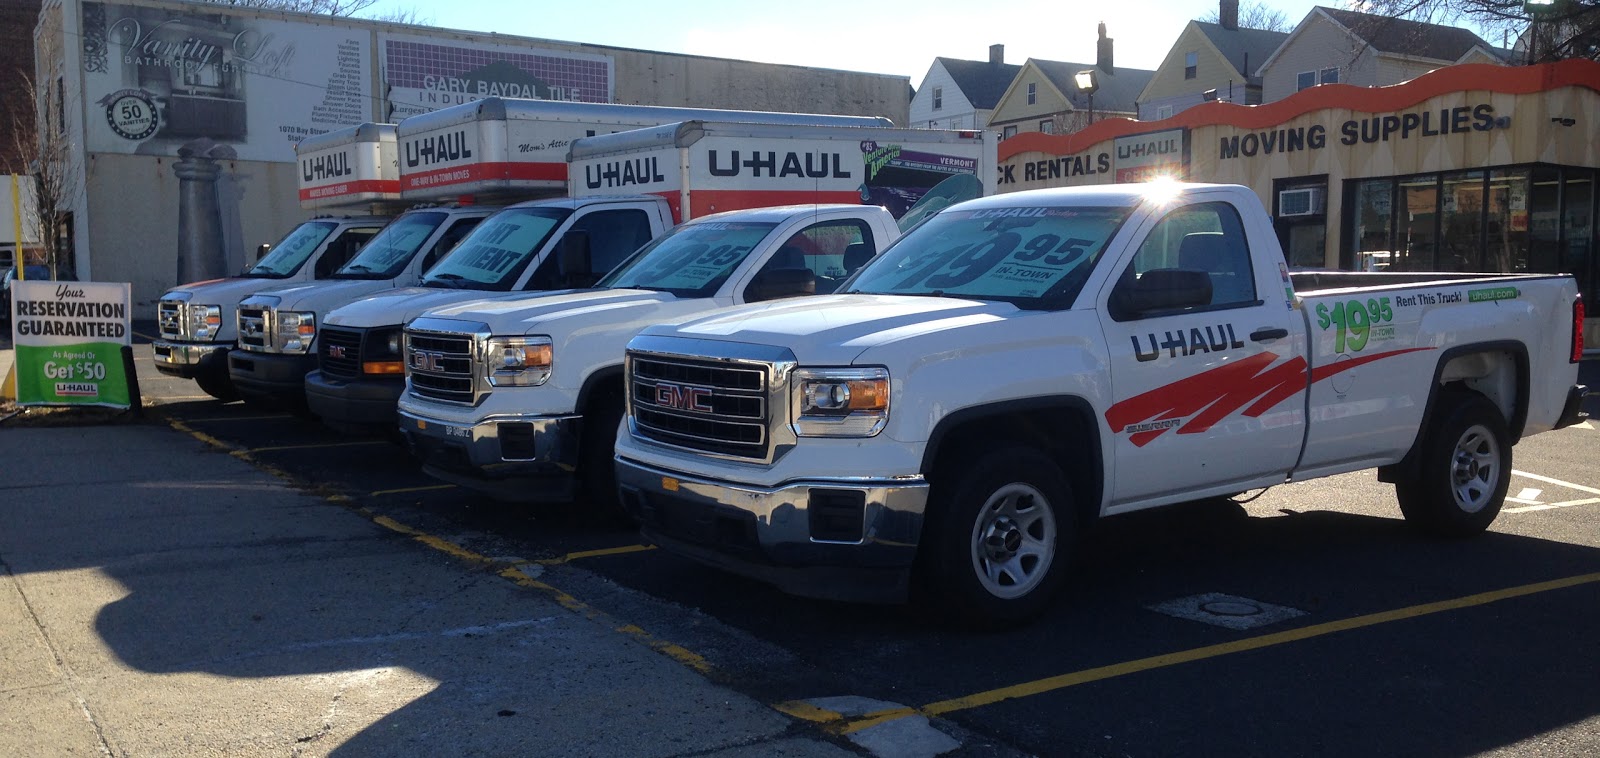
184 414 293 423
247 440 389 454
1512 470 1600 497
810 572 1600 734
536 544 656 565
370 484 457 497
133 330 157 340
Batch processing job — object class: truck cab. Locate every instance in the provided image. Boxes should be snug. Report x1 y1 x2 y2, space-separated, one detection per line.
152 214 388 400
305 195 672 430
395 203 901 511
227 204 494 406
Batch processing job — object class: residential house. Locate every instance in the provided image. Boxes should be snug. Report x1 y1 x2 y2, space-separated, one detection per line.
988 24 1155 139
910 44 1021 130
1257 6 1493 103
1137 0 1289 119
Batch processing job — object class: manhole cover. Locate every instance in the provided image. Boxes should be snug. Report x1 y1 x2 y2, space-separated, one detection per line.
1201 600 1262 616
1148 592 1307 630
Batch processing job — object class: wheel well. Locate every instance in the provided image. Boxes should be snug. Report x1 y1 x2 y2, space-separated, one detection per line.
1378 342 1528 483
924 400 1103 526
577 367 625 417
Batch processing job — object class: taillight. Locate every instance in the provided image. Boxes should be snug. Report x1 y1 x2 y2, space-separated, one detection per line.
1573 295 1586 364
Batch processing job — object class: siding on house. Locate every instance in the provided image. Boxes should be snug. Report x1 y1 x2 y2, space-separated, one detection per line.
910 60 978 129
1260 14 1379 102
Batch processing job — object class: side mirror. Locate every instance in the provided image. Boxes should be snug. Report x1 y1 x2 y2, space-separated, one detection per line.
256 243 272 261
558 230 593 288
747 267 816 302
1112 268 1213 318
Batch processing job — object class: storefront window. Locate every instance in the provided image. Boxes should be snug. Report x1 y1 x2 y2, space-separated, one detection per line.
1440 171 1485 271
1351 179 1393 271
1563 170 1594 303
1398 175 1438 271
1485 169 1529 273
1530 167 1562 275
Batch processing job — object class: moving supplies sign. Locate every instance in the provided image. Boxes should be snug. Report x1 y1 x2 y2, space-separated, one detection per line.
10 281 132 408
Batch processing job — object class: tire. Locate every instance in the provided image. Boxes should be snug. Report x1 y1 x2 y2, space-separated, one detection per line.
578 394 631 526
1395 392 1511 537
194 370 239 402
917 446 1076 628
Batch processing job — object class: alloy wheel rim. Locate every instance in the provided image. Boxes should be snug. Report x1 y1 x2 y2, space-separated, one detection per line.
969 483 1057 600
1449 424 1500 514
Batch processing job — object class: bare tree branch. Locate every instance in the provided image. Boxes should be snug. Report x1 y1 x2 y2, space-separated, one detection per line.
195 0 382 16
1200 2 1294 32
1353 0 1600 61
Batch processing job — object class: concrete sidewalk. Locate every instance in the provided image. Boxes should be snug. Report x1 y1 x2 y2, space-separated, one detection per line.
0 422 848 757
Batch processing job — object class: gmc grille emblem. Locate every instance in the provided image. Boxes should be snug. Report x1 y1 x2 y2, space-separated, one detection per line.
654 381 714 413
328 345 347 359
411 350 444 372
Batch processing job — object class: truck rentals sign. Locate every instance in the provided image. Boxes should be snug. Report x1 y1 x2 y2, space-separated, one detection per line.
9 281 133 408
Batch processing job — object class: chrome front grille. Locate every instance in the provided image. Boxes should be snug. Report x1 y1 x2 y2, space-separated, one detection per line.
157 300 183 339
319 326 363 379
406 330 477 405
628 352 770 459
238 307 270 350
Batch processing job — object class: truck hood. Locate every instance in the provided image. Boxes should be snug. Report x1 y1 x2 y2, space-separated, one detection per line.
422 289 725 342
645 294 1021 366
324 287 506 328
242 279 399 313
160 277 283 307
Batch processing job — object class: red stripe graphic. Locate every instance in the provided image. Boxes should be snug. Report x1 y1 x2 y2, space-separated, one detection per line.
401 161 567 191
298 179 401 201
1105 347 1433 447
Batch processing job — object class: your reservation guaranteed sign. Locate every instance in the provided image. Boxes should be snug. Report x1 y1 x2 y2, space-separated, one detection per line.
9 281 132 408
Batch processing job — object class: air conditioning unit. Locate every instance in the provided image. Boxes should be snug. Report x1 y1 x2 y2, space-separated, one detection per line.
1279 187 1325 217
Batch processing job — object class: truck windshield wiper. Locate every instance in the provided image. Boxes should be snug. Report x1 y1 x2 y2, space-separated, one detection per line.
425 273 469 289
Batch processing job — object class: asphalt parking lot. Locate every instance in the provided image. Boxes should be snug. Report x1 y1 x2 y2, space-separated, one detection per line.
18 326 1600 757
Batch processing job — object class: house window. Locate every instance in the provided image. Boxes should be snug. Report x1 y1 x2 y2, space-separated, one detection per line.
1027 82 1036 105
1002 125 1018 139
929 120 938 128
1184 52 1198 80
1156 104 1174 120
933 87 943 110
1298 69 1340 91
1040 120 1054 134
1320 67 1340 85
1297 71 1317 91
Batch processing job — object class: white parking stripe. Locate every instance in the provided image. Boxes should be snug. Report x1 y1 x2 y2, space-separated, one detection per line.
1512 470 1600 497
1505 498 1600 514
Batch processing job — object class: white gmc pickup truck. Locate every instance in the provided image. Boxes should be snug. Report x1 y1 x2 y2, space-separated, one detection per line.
396 203 900 512
614 183 1589 625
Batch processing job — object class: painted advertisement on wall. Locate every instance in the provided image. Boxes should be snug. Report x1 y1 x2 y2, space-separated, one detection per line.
79 2 373 162
380 33 614 121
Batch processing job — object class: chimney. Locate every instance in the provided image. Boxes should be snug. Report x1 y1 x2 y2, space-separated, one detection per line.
1220 0 1239 30
989 44 1005 64
1097 22 1114 72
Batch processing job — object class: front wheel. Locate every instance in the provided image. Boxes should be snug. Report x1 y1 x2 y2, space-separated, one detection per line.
918 446 1075 628
1395 392 1511 537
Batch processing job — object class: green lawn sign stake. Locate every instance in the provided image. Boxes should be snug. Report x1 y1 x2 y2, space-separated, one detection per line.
10 281 133 408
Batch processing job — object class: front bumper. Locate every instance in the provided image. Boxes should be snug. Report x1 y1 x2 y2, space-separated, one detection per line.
152 340 231 379
228 350 316 399
614 456 930 604
398 407 582 502
305 370 405 428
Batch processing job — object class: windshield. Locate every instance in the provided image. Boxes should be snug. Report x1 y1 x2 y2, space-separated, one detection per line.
246 221 339 279
334 211 447 280
846 206 1132 309
420 207 571 291
596 221 778 297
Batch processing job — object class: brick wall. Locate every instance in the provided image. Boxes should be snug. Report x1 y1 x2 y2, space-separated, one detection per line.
0 0 42 174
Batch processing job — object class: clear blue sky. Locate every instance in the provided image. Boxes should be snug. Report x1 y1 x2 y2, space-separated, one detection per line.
360 1 1463 85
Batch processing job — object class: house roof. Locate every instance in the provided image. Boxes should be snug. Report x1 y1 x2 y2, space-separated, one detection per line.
1032 59 1155 114
1193 21 1290 84
1318 7 1490 61
935 57 1024 110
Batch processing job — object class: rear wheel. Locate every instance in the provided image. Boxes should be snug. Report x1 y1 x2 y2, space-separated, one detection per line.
1395 392 1511 537
918 446 1075 628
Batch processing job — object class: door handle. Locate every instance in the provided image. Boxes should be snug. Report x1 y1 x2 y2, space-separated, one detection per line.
1250 327 1289 342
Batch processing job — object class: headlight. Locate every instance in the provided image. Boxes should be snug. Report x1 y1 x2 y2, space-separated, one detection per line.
275 311 316 354
791 367 889 437
485 336 552 387
362 327 406 375
187 305 222 341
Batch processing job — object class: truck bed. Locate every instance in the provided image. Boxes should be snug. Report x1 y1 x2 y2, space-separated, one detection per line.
1289 270 1546 294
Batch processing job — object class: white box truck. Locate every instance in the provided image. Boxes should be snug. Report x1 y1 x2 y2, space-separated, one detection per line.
153 123 402 400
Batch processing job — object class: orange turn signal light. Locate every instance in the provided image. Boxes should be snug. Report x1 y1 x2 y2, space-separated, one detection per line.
363 361 405 375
